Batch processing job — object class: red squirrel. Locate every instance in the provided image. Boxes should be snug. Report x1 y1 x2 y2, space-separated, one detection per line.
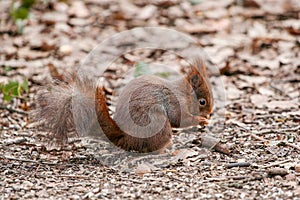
33 57 213 153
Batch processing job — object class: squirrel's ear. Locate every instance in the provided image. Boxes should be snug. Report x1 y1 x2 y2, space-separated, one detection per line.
191 57 207 77
190 74 200 86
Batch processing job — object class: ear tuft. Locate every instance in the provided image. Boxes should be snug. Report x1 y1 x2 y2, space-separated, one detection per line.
192 57 207 77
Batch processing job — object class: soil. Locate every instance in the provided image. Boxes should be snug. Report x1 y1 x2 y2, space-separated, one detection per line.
0 0 299 199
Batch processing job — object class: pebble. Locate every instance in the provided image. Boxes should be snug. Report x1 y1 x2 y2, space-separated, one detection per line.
101 188 110 195
295 165 300 172
41 12 68 25
92 187 100 193
4 46 17 59
69 1 89 18
23 191 35 198
12 185 21 191
285 173 296 181
18 47 50 60
135 164 152 176
70 195 80 199
268 167 288 176
55 23 72 33
13 37 25 47
82 191 94 199
29 38 56 51
168 6 184 18
69 18 90 26
137 5 157 20
58 45 73 56
54 2 69 13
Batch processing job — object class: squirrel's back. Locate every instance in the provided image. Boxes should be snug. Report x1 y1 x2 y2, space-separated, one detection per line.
113 75 191 137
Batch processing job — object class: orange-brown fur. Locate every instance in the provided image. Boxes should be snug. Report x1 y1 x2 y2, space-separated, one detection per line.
33 58 213 152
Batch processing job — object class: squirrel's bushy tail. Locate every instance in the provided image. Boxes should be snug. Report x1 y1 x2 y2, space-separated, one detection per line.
33 74 172 152
32 75 103 143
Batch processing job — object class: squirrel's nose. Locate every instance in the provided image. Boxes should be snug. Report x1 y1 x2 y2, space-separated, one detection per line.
206 114 212 119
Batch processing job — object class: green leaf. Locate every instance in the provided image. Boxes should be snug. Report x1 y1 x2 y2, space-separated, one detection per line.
21 0 36 8
0 79 29 102
190 0 202 5
3 94 13 102
134 62 152 77
9 0 37 35
4 66 12 73
155 72 171 78
17 83 23 97
12 6 29 20
6 81 20 97
21 79 29 93
0 81 21 102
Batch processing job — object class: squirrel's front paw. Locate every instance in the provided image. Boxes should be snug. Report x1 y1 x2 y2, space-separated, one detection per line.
198 116 209 126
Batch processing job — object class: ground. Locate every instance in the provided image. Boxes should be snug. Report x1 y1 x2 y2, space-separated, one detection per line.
0 0 300 199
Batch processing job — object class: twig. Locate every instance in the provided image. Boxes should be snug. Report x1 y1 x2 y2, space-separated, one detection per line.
240 130 273 137
203 175 249 184
31 164 41 177
250 134 266 142
239 174 265 184
270 82 287 97
162 169 178 173
241 126 300 137
35 174 92 179
0 105 28 115
4 138 27 145
121 178 144 184
227 162 251 168
205 177 228 181
221 175 266 188
0 155 57 165
168 175 188 183
261 159 292 169
285 142 300 151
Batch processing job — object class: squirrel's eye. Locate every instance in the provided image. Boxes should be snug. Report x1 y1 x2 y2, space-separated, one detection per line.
199 98 206 106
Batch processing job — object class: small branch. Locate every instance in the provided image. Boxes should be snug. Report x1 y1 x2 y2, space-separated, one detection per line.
243 174 265 182
285 142 300 151
4 138 27 145
0 155 57 165
227 162 251 168
250 134 267 142
121 178 144 184
203 175 251 183
241 126 300 137
35 174 92 179
261 159 292 169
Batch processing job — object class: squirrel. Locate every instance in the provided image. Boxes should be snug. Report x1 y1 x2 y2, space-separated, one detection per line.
33 57 213 153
